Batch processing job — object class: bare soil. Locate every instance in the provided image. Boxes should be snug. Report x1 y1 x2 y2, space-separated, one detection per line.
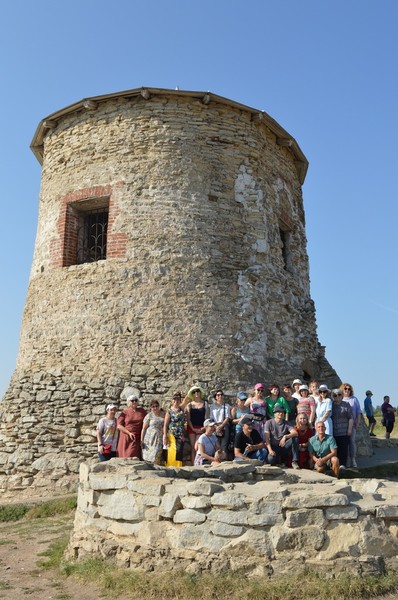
0 515 101 600
0 509 396 600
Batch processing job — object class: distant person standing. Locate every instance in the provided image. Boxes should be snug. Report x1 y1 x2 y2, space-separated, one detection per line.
364 390 376 436
381 395 396 439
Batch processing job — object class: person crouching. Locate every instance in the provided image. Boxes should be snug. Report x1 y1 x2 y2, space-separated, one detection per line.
234 416 268 462
308 421 340 478
264 404 297 466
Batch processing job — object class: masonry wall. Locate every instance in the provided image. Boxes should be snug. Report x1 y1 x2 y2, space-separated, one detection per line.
67 460 398 577
22 93 336 385
0 90 339 490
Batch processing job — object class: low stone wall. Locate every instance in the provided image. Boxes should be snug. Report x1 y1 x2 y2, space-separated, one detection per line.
67 460 398 577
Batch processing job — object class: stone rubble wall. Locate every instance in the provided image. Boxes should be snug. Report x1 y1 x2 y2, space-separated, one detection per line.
66 460 398 577
18 93 338 387
0 367 372 494
0 372 126 493
1 89 340 490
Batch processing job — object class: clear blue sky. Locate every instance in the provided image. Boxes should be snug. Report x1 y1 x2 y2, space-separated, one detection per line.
1 0 397 407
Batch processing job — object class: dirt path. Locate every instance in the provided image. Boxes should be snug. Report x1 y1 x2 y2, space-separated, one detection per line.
0 515 101 600
0 511 396 600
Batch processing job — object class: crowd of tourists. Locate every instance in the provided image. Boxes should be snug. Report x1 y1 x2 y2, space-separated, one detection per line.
96 381 395 477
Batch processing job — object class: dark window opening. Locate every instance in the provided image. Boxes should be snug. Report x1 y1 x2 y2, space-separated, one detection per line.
77 208 108 264
279 228 289 270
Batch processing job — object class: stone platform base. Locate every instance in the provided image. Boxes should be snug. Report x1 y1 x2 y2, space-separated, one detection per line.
66 459 398 577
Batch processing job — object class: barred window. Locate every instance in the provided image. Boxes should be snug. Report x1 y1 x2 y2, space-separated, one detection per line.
77 208 108 264
63 197 109 267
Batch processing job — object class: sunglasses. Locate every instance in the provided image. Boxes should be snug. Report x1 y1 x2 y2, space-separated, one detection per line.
344 387 352 391
333 393 343 397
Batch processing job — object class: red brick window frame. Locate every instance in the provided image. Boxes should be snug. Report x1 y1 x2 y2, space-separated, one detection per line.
51 184 127 268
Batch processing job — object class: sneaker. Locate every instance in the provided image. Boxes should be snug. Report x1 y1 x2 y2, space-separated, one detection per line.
339 465 346 472
292 461 300 470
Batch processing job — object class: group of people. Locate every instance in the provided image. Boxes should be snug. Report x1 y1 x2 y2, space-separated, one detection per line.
96 381 395 476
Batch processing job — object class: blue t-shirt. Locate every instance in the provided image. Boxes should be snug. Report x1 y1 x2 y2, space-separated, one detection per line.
364 396 374 417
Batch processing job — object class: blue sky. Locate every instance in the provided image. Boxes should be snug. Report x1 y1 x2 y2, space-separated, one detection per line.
1 0 397 406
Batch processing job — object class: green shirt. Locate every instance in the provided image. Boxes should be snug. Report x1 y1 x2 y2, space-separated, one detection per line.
308 433 337 458
265 396 290 419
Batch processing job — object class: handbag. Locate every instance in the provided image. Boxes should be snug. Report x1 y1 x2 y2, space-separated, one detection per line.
216 403 228 436
103 444 112 455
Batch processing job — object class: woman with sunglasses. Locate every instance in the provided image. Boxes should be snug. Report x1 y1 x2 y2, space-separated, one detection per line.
331 388 353 471
97 403 119 461
117 394 147 458
315 385 333 435
194 419 221 465
245 383 268 439
141 399 166 464
163 391 186 466
209 389 232 454
340 383 362 468
184 386 209 464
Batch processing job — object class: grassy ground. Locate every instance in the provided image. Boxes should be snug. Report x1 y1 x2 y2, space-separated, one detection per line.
48 549 398 600
1 489 398 600
1 497 397 600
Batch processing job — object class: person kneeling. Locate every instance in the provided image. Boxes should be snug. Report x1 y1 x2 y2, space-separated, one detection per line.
264 404 297 466
308 421 340 478
234 416 268 462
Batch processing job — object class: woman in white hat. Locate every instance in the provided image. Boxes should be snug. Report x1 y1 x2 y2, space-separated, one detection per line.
97 404 119 461
315 385 333 435
194 419 221 465
117 395 147 458
184 385 209 464
297 385 316 426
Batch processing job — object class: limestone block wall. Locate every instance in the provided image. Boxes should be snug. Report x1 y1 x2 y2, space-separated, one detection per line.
67 460 398 577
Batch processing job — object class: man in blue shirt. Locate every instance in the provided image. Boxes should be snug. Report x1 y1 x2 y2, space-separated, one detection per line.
308 422 340 478
364 390 376 436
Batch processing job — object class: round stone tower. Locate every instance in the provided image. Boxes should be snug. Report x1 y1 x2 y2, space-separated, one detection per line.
0 88 339 491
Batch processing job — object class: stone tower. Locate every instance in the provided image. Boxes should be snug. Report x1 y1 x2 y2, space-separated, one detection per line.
0 88 339 491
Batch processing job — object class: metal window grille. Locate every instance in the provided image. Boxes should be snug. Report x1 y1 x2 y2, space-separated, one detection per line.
77 209 108 264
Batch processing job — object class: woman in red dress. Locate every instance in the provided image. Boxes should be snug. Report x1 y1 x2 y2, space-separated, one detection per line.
294 412 314 469
117 395 147 458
